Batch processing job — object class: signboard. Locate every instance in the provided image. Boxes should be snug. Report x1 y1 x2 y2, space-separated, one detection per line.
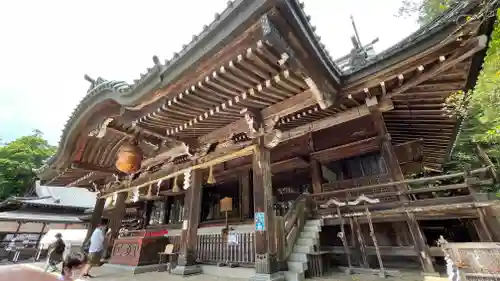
220 197 233 212
228 231 239 245
255 212 265 232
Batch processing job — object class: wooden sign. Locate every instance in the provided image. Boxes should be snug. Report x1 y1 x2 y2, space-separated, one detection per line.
220 197 233 212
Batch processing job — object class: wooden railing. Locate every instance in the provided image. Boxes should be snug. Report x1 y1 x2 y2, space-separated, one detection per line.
311 167 494 214
165 232 255 267
322 174 392 192
196 232 255 266
276 194 310 263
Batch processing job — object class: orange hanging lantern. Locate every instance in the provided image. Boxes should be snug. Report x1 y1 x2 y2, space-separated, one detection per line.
115 141 143 174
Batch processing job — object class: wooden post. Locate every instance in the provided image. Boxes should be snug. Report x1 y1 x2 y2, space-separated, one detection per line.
367 97 436 274
275 216 287 270
365 206 386 277
109 193 127 240
476 208 493 242
308 133 323 194
84 197 105 244
172 169 203 276
310 161 323 194
405 211 436 273
336 207 352 273
251 138 283 281
352 217 369 268
239 170 251 221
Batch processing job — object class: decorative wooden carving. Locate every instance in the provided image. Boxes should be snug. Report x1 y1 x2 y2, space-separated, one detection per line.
116 142 143 174
88 118 114 138
242 108 282 149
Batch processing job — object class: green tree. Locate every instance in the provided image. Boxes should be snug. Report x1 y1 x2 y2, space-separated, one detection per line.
0 130 56 200
445 8 500 176
397 0 458 25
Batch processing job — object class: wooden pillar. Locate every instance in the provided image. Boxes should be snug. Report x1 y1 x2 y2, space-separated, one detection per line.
476 208 494 241
172 169 203 276
84 198 105 243
308 133 323 194
143 200 153 228
350 217 369 268
239 170 251 221
310 161 323 194
250 137 284 280
109 193 127 241
251 138 283 280
367 97 436 273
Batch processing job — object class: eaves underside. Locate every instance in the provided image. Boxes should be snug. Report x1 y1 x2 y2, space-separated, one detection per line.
37 0 490 185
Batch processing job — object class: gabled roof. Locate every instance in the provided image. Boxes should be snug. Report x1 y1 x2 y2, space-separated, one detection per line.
37 0 496 184
34 184 96 209
0 183 96 212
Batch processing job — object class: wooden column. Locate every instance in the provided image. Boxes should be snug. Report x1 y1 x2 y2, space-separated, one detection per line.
84 197 105 243
367 97 436 273
172 169 203 276
308 133 323 194
239 170 251 221
310 161 323 194
251 138 283 280
109 193 127 240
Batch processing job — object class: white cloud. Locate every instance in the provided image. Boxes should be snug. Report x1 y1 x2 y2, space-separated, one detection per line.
0 0 418 145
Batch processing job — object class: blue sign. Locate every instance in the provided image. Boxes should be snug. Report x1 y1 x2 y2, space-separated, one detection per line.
255 212 265 231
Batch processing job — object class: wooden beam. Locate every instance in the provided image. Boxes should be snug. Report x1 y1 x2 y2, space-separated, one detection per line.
386 35 487 99
199 89 317 144
311 136 381 164
282 99 393 142
71 162 119 174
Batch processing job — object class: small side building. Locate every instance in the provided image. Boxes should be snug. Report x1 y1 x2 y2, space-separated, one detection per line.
0 182 96 262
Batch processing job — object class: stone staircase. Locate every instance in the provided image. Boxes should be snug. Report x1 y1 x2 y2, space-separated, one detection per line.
283 218 323 281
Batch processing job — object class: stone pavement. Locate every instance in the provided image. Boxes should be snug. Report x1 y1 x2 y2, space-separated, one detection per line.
0 262 447 281
0 262 249 281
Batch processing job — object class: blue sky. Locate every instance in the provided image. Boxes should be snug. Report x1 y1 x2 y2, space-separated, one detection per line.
0 0 418 145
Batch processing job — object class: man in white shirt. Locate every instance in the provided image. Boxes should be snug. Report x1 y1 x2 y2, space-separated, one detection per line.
81 219 108 278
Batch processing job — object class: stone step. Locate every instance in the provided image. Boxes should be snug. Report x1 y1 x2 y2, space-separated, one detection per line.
287 261 308 273
305 219 323 227
295 238 318 246
299 231 319 239
303 225 321 233
293 244 314 254
283 271 305 281
288 253 308 262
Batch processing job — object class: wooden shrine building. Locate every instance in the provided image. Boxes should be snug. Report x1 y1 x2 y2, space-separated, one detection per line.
37 0 500 279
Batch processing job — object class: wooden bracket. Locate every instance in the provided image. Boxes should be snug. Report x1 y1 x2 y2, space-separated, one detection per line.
88 118 114 138
305 77 334 109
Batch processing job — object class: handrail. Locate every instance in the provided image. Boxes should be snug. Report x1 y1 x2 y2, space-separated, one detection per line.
312 166 491 199
276 194 309 263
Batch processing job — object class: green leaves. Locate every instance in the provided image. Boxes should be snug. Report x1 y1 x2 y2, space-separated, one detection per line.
396 0 458 25
0 130 56 200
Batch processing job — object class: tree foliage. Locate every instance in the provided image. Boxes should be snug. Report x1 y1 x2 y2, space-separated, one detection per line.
397 0 459 25
445 8 500 174
0 130 56 200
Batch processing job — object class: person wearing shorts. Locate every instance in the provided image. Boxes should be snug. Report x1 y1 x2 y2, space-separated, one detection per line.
80 218 108 278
